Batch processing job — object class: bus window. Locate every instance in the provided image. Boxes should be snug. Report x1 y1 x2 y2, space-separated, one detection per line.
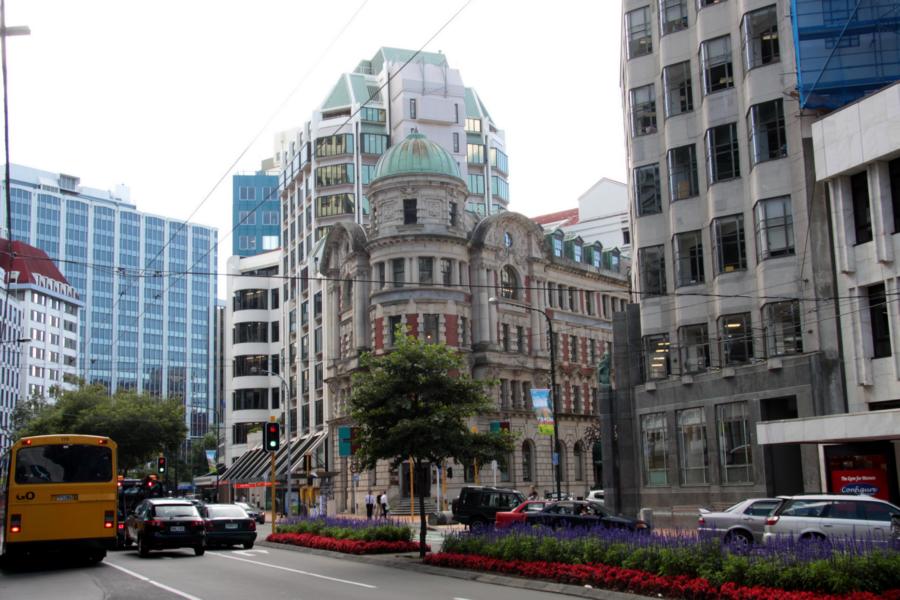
15 445 113 484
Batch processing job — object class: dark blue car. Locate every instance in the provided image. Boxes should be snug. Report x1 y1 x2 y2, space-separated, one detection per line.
525 500 650 531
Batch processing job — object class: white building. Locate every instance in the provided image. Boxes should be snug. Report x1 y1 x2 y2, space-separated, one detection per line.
0 262 22 451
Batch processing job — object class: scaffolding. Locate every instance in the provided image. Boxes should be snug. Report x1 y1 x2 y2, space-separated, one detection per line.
792 0 900 110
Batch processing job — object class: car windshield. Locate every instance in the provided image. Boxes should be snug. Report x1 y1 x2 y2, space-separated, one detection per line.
154 504 200 518
207 506 247 518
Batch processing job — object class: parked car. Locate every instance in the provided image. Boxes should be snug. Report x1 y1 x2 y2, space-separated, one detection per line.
451 486 526 526
526 500 650 531
586 489 605 505
235 501 265 524
125 497 206 557
200 504 257 549
763 494 900 544
495 500 551 529
697 498 780 546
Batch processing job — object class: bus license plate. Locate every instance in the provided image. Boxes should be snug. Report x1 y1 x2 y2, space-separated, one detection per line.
169 525 185 532
225 523 238 529
53 494 78 502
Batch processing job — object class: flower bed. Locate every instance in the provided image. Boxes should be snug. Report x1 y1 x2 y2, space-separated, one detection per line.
268 532 427 555
425 552 900 600
275 516 413 542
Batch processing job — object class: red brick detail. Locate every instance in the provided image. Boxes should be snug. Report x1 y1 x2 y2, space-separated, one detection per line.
406 314 419 337
374 317 384 351
445 314 459 347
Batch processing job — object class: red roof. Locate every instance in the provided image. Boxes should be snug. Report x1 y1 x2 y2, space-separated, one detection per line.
531 208 579 228
0 238 71 288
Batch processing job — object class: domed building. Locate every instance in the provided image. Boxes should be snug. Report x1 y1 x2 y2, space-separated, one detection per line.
320 132 630 513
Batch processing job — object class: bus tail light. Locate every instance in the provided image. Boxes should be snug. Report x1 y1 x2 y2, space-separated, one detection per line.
98 438 108 444
22 439 31 446
10 514 21 533
104 510 115 529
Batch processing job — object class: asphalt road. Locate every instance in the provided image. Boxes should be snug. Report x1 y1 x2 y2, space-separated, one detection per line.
0 544 576 600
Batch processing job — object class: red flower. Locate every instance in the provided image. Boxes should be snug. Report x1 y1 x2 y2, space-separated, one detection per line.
267 532 428 555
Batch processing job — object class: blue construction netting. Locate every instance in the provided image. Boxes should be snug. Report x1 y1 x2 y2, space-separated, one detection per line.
793 0 900 110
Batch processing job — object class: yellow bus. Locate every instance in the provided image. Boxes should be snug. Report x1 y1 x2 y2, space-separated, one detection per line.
1 434 118 563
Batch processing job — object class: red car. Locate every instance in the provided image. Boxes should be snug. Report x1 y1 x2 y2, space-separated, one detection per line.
495 500 551 528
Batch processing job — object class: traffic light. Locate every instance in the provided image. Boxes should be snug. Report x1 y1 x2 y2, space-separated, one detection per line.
265 422 281 452
157 456 167 474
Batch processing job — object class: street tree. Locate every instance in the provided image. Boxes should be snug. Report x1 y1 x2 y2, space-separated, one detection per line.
350 330 513 557
15 384 187 473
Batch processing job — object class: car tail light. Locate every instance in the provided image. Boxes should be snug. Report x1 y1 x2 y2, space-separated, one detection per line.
192 520 205 529
104 510 115 529
10 514 21 533
146 519 163 528
697 516 706 526
118 523 125 530
248 520 256 531
766 516 780 526
204 520 213 531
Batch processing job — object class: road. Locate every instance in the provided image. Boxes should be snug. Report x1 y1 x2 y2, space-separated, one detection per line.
0 543 575 600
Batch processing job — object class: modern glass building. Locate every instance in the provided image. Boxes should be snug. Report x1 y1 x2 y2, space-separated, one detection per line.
2 165 218 440
232 171 280 256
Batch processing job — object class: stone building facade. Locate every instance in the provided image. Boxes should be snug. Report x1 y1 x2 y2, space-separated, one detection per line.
319 133 630 513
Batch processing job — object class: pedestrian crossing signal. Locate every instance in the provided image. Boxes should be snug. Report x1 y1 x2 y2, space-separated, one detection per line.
265 422 281 452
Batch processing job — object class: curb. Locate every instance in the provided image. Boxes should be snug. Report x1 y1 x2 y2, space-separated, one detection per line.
256 539 642 600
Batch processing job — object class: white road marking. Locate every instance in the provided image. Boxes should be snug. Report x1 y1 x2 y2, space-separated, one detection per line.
208 551 376 589
104 561 205 600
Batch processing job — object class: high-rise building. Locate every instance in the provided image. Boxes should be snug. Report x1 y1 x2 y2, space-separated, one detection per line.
3 165 218 440
615 0 847 523
232 171 280 257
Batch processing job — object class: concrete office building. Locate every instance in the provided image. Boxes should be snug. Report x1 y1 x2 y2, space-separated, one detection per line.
3 165 218 441
0 263 22 452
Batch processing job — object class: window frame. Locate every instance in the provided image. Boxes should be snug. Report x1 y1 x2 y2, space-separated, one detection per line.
644 333 671 380
754 195 794 260
700 35 734 95
641 412 669 486
679 323 710 373
673 229 705 287
659 0 689 35
712 213 747 275
639 244 667 296
667 143 699 200
634 163 662 216
704 122 741 183
630 84 658 137
740 4 780 72
719 312 753 365
625 6 653 59
717 401 753 483
663 60 694 118
748 99 787 166
677 407 709 485
763 300 803 357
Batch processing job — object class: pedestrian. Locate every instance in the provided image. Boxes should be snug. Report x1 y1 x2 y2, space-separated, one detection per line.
364 489 376 520
379 491 389 517
527 486 538 500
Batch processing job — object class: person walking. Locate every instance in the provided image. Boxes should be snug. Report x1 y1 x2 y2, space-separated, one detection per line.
379 491 389 517
364 489 376 520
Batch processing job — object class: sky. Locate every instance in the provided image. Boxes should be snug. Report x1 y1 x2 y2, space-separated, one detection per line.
6 0 627 290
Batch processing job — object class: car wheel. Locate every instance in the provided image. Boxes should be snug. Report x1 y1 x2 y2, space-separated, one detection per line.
138 535 150 557
724 530 753 548
243 542 254 550
194 546 205 556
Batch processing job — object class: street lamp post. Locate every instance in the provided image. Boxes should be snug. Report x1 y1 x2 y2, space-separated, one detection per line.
253 367 292 517
488 296 561 500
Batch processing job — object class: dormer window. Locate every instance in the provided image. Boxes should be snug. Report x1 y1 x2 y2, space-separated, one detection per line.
592 249 601 268
573 244 582 263
404 199 417 224
552 238 563 257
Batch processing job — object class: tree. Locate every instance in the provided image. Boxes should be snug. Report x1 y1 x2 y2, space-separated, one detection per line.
350 330 513 557
16 384 188 474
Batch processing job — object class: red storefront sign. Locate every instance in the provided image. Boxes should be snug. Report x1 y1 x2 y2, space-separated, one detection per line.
830 468 889 500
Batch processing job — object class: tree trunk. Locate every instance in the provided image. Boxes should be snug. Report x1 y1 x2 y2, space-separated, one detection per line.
417 460 428 558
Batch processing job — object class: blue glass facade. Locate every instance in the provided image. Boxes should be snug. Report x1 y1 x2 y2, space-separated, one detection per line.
793 0 900 110
233 172 280 257
4 165 218 440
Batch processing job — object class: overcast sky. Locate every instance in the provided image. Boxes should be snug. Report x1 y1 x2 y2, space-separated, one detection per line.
6 0 626 287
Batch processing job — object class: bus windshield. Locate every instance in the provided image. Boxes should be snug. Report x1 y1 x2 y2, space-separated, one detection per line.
15 444 113 484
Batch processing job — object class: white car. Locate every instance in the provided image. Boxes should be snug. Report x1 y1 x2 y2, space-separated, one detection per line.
763 494 900 544
586 489 605 505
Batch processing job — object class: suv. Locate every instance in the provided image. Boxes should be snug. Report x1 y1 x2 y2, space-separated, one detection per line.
451 486 525 526
764 494 900 544
125 498 206 557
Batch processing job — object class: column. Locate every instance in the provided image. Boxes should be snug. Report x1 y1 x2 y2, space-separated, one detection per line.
354 262 370 351
870 162 895 265
829 178 856 274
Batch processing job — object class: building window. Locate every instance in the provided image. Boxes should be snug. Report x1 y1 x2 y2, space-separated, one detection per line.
626 6 653 59
677 408 708 485
700 35 734 95
630 84 657 137
452 132 460 154
680 324 709 373
500 266 519 299
645 333 671 380
552 237 563 257
712 214 747 274
868 283 891 358
388 315 402 346
755 196 794 259
467 143 485 164
360 133 388 155
403 198 417 224
720 313 753 365
377 263 386 289
392 258 405 288
449 201 458 226
501 324 511 352
634 164 662 216
741 5 779 71
639 245 667 296
705 123 740 183
748 99 786 165
623 228 631 245
890 158 900 234
641 413 668 486
570 335 579 362
663 60 693 117
674 230 704 287
315 134 353 157
410 98 417 119
698 0 727 7
459 316 469 347
659 0 688 34
418 257 434 285
315 163 355 187
440 259 452 286
468 173 485 194
516 326 525 353
573 441 584 480
667 144 699 200
851 171 872 244
423 314 439 344
764 300 802 356
522 441 534 482
465 118 481 133
718 401 752 483
590 338 597 363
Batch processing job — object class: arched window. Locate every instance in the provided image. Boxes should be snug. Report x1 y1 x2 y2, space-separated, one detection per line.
521 440 534 482
500 265 519 299
574 441 584 481
555 440 567 483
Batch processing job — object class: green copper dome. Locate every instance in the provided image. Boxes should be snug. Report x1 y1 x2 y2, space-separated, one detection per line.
372 132 460 181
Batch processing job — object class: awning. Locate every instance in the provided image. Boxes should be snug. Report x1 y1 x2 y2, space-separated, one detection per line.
756 409 900 445
220 433 329 484
220 447 264 483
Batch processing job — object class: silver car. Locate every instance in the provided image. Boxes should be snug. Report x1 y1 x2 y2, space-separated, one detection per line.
763 494 900 544
697 498 779 546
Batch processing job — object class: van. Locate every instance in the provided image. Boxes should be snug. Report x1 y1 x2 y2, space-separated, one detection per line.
451 486 525 526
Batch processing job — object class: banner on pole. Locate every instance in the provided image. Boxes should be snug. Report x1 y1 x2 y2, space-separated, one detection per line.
205 450 216 472
531 388 554 435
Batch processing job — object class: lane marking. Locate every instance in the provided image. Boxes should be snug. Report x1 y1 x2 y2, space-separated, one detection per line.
208 551 376 588
104 561 205 600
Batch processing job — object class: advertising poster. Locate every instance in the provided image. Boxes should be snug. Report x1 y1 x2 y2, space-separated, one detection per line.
530 388 554 435
830 468 890 500
205 450 216 473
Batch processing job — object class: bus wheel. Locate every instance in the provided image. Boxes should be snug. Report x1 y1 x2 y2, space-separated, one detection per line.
85 550 106 564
